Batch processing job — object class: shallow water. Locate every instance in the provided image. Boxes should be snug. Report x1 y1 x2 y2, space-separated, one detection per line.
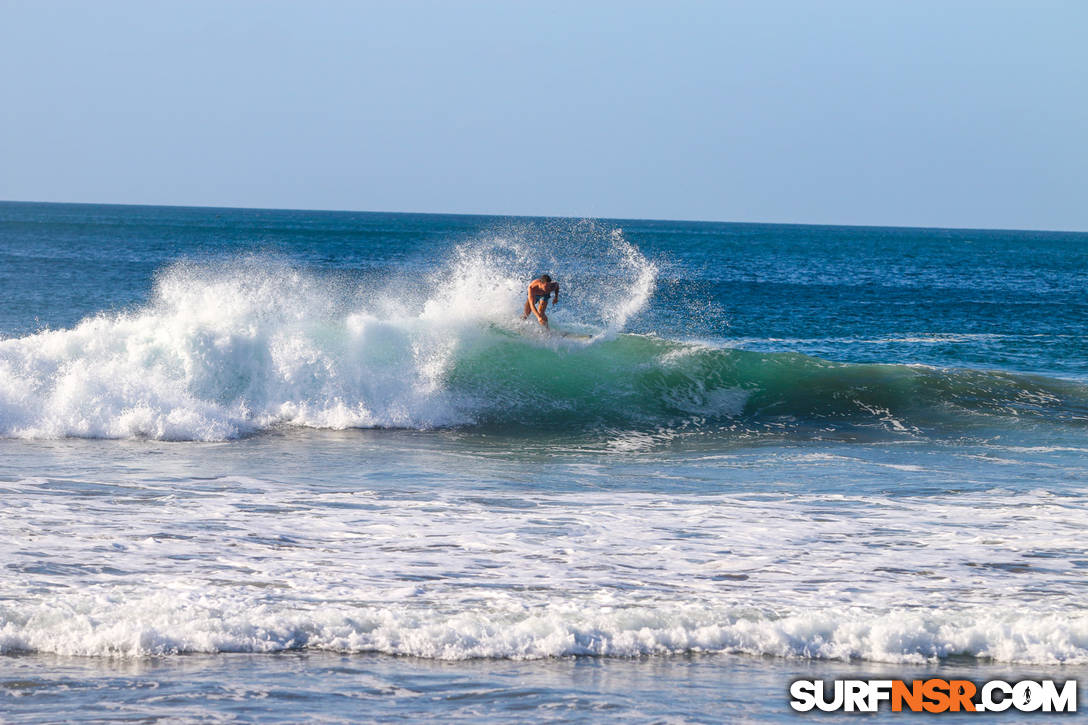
4 652 1085 723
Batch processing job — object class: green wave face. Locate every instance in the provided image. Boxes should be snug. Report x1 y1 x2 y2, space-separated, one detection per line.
446 330 1088 438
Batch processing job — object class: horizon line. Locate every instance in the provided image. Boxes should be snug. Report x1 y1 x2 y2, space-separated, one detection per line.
1 198 1085 236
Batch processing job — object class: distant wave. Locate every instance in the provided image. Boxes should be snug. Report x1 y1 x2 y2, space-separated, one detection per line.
1 238 1086 441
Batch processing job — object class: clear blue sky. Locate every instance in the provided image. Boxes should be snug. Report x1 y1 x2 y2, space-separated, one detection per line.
1 0 1085 230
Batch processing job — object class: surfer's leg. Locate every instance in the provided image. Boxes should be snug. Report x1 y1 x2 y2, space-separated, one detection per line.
536 299 549 327
522 299 532 319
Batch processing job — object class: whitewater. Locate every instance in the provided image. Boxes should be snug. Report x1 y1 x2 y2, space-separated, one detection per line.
5 479 1088 664
2 202 1087 722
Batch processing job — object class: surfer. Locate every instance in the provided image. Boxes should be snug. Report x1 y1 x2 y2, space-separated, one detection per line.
522 274 559 327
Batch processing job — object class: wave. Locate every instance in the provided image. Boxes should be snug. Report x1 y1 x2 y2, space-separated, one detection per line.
0 238 1085 441
2 594 1085 664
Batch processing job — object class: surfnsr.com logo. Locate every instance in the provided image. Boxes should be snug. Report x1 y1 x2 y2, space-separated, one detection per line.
790 679 1077 713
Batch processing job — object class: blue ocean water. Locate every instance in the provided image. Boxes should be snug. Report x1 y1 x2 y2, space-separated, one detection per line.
1 201 1087 722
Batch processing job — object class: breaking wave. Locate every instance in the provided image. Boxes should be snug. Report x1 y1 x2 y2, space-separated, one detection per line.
0 232 1085 441
3 595 1085 664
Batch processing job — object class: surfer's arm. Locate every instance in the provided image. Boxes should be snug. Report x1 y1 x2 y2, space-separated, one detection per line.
552 283 559 304
527 285 546 321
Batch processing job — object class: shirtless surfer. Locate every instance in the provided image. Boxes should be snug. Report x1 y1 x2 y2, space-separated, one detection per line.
522 274 559 327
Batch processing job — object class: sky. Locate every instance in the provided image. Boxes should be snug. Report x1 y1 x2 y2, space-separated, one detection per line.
1 0 1085 230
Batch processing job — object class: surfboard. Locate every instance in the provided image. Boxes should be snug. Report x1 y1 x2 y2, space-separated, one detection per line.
505 319 594 341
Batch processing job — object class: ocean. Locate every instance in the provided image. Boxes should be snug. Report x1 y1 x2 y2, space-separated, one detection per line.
1 201 1086 722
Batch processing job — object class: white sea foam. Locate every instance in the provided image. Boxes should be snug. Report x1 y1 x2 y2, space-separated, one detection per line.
2 480 1086 663
3 593 1085 663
